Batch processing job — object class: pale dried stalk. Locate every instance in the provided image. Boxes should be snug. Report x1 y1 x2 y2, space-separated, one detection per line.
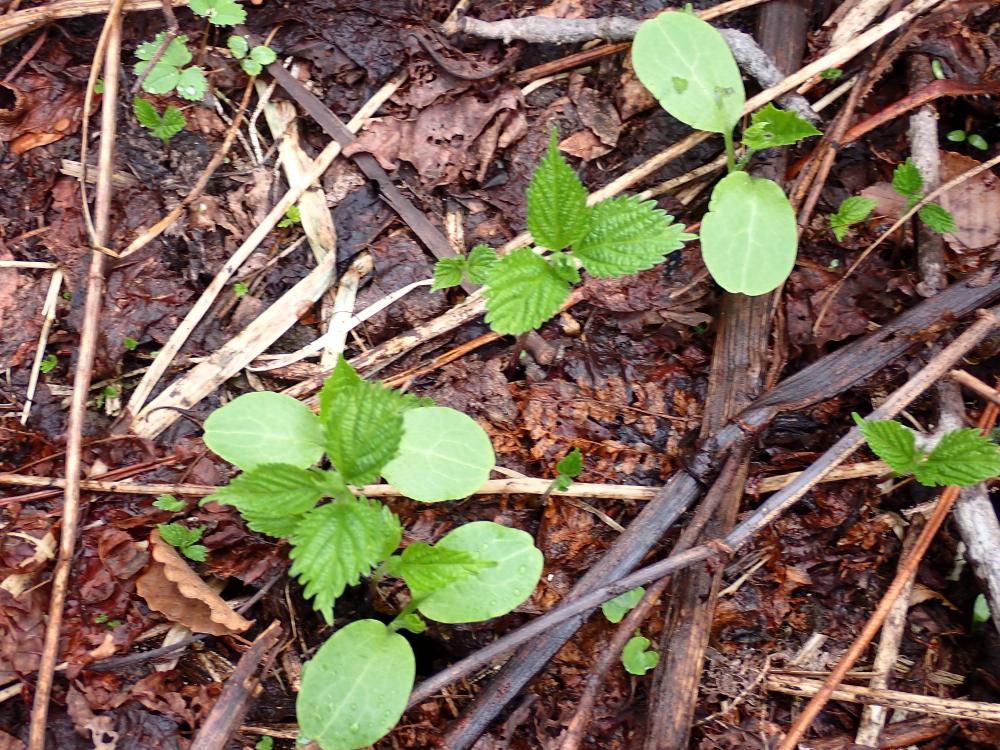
20 270 63 424
0 0 184 45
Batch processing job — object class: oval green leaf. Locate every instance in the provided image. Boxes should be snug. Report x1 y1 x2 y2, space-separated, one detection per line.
203 391 324 470
298 619 415 750
632 12 745 134
700 172 797 295
415 521 543 623
381 407 495 502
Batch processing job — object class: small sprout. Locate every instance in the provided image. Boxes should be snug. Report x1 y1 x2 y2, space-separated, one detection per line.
123 336 139 351
39 353 58 373
968 133 988 151
93 79 105 94
153 494 185 512
828 258 841 269
551 447 583 492
819 68 843 80
829 196 877 242
972 594 991 628
134 33 206 100
602 587 645 623
946 129 967 143
189 0 246 26
103 385 119 398
62 290 72 301
622 634 659 675
94 613 109 624
255 739 274 750
133 97 186 145
891 157 956 235
277 204 301 228
157 522 208 562
227 35 250 59
233 281 249 298
931 59 946 79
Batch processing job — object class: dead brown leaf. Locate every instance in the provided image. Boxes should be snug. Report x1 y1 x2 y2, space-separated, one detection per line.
937 150 1000 250
136 530 252 636
67 685 119 750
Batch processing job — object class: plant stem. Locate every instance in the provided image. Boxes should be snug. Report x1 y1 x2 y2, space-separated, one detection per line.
723 128 736 173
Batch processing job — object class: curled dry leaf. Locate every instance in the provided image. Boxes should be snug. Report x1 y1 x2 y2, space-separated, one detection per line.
136 530 252 636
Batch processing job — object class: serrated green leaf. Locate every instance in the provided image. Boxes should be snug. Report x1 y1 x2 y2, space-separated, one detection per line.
289 498 402 622
700 172 797 295
466 244 499 284
556 447 583 479
552 475 572 492
319 357 410 485
382 407 494 502
918 203 956 235
175 66 207 100
632 12 745 134
741 103 821 149
892 158 923 199
204 391 325 470
548 251 581 284
153 494 185 512
526 131 590 250
207 465 346 538
183 544 208 562
133 97 161 130
914 428 1000 487
189 0 246 26
853 413 919 476
152 105 186 144
572 195 692 278
157 523 192 549
250 44 277 66
602 586 645 623
227 34 249 59
298 619 414 750
136 60 181 95
136 33 191 67
414 521 543 623
392 542 495 593
622 635 659 675
830 196 877 241
432 257 465 291
483 247 571 335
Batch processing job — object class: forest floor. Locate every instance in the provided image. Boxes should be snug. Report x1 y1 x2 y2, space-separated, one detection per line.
2 0 1000 748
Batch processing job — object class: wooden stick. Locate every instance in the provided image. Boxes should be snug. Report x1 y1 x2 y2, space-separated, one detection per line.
27 8 122 749
950 369 1000 408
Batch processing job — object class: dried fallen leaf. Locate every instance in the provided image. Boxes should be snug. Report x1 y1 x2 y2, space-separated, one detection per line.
937 150 1000 250
136 530 252 635
67 685 119 750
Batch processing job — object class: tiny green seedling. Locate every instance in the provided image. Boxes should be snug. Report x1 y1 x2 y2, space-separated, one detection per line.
93 613 121 629
829 196 877 241
133 97 186 145
622 633 659 675
134 33 207 100
39 353 58 374
190 0 247 26
233 281 249 298
946 129 989 151
972 594 991 629
434 132 693 335
227 34 277 76
123 335 139 351
157 522 208 562
820 68 844 80
601 586 645 623
93 79 105 94
552 447 583 492
255 738 274 750
202 357 543 750
891 158 956 235
632 12 821 295
931 59 946 80
153 494 185 512
854 413 1000 487
277 204 301 228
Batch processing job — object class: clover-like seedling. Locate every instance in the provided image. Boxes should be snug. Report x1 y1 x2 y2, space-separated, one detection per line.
227 34 277 76
829 196 877 242
433 132 694 335
201 357 544 750
631 12 822 295
854 413 1000 487
133 97 186 146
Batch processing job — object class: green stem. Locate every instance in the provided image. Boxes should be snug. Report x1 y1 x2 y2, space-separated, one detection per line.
723 129 736 174
735 147 756 172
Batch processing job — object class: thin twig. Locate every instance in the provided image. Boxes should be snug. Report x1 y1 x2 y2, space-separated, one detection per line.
20 270 63 424
27 9 122 750
950 369 1000 408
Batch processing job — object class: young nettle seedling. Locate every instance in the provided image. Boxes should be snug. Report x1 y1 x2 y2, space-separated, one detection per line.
202 357 544 750
829 196 878 242
854 413 1000 487
891 157 957 235
133 97 186 146
632 11 822 295
434 132 694 335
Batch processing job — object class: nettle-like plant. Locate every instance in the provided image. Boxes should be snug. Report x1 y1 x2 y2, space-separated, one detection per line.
201 357 544 750
632 11 822 295
433 132 695 335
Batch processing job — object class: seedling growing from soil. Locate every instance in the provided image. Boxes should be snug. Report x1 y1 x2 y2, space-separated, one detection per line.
601 586 644 623
276 204 301 228
202 357 543 750
631 11 821 295
946 129 989 151
157 522 208 561
829 196 877 241
133 97 186 145
891 158 956 235
152 493 185 512
622 633 659 675
434 132 694 335
227 35 277 76
134 33 207 100
854 413 1000 487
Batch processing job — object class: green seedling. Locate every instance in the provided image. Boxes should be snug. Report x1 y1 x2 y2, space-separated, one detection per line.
551 447 583 492
255 738 273 750
891 157 956 235
233 281 249 298
946 129 989 151
632 12 821 295
123 335 139 351
820 68 843 80
202 357 543 750
157 522 208 562
133 97 186 145
972 594 991 629
39 353 58 374
134 33 207 100
622 633 659 675
433 132 694 334
277 204 301 228
854 413 1000 487
227 34 277 76
931 59 946 79
153 493 185 512
190 0 246 26
601 586 645 623
93 614 121 629
829 196 877 241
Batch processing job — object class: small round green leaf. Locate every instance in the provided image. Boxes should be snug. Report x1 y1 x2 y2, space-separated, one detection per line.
175 66 207 101
298 619 414 750
415 521 543 623
137 61 180 95
241 59 263 76
250 44 277 66
632 12 745 134
227 35 249 59
203 391 324 470
700 172 797 296
381 407 495 502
